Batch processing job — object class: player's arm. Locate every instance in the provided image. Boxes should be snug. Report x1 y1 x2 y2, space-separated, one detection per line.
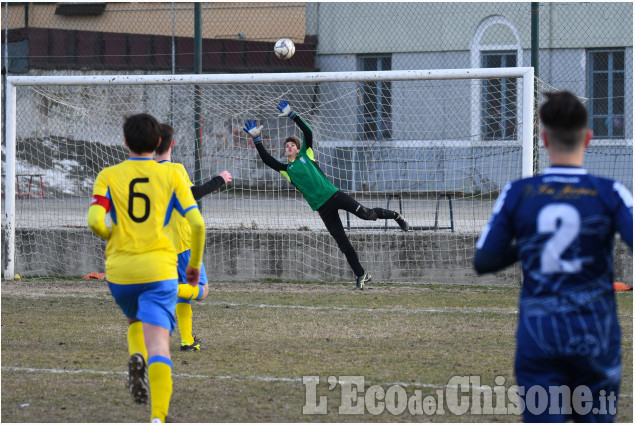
88 203 111 240
612 181 634 250
191 172 231 201
182 207 204 286
173 168 206 285
474 246 518 274
243 120 288 172
87 172 112 240
473 183 517 275
184 208 205 265
277 100 313 149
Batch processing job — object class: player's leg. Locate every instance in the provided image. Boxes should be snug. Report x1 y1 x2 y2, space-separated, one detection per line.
567 323 621 422
108 281 150 405
143 323 172 423
126 318 149 406
175 250 207 351
515 346 571 422
137 279 178 423
127 319 147 361
318 198 370 289
176 251 200 300
197 282 209 300
336 191 409 231
179 281 209 351
176 298 208 351
109 282 146 360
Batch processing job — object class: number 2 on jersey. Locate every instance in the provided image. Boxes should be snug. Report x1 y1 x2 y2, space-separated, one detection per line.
537 203 582 274
128 178 150 223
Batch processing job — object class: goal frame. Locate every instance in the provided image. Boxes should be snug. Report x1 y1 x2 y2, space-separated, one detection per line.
3 67 535 279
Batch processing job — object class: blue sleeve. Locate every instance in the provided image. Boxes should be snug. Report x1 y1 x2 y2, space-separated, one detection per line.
612 181 633 249
474 246 519 275
474 182 521 274
475 182 515 254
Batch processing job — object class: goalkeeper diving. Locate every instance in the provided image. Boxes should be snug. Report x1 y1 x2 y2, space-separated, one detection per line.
244 101 409 290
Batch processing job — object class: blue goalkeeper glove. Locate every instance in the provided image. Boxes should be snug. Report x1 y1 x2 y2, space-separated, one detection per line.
277 100 296 119
243 120 264 143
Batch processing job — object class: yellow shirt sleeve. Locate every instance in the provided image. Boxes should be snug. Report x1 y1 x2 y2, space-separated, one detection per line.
88 205 111 240
88 169 111 240
172 167 204 267
184 208 205 268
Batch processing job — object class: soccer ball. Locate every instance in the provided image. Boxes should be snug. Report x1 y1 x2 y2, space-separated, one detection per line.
274 38 295 60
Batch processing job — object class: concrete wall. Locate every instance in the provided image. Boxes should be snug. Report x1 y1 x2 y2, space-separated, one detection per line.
4 228 632 287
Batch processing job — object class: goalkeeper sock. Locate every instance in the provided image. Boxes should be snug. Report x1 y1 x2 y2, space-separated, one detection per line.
177 283 200 300
373 208 398 220
148 356 172 423
127 321 147 362
176 302 194 346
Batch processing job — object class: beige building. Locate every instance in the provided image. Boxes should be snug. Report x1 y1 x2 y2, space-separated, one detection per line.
1 2 313 73
1 2 306 42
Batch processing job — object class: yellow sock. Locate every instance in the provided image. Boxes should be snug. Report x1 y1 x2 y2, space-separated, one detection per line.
148 357 172 422
176 303 194 346
177 283 200 300
127 321 147 361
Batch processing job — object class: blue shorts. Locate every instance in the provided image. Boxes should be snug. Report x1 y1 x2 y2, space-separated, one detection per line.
108 279 178 333
515 307 621 422
177 249 208 286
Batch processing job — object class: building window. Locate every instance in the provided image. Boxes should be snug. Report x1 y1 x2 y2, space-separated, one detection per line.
358 55 392 140
588 49 625 138
55 3 106 16
482 52 517 140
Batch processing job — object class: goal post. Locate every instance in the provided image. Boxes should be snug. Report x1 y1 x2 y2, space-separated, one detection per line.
3 67 535 282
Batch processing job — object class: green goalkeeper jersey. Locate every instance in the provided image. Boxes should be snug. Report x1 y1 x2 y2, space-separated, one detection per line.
254 114 339 210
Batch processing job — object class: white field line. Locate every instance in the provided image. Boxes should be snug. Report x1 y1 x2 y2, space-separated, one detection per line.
2 366 631 398
0 292 519 315
206 301 519 315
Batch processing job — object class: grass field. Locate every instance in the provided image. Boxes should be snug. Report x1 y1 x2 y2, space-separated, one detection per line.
1 279 632 422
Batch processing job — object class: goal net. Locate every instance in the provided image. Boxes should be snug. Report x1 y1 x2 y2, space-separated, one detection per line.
3 69 535 285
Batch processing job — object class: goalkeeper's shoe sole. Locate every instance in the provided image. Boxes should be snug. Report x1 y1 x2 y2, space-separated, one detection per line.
128 353 149 404
395 214 409 232
354 273 372 291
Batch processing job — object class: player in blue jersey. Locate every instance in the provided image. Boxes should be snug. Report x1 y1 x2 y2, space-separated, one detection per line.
474 91 633 422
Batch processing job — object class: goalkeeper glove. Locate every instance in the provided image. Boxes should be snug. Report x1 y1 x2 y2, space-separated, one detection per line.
277 100 296 119
243 120 264 143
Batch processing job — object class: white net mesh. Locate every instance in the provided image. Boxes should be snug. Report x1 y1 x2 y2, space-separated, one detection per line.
534 81 633 189
5 71 535 284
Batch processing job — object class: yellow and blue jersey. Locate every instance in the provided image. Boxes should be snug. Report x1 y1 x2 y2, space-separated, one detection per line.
91 158 199 284
159 161 194 254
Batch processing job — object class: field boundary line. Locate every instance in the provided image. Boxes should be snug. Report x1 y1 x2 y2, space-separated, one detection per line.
2 366 631 398
206 301 519 314
0 292 520 314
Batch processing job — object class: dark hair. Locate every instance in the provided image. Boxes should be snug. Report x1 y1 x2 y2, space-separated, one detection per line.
123 113 161 154
539 91 588 150
156 123 175 155
284 136 301 150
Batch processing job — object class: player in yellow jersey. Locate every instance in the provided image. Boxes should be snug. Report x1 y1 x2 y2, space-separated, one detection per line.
156 123 232 351
87 113 206 423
